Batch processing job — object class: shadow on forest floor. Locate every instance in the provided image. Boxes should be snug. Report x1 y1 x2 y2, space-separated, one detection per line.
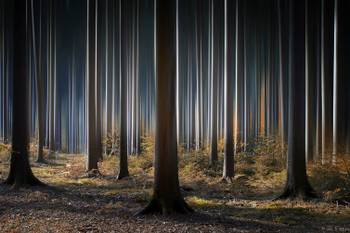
0 151 349 233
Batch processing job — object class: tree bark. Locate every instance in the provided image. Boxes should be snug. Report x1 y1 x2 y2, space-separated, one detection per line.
4 0 44 188
278 0 316 200
48 0 56 156
139 0 192 215
209 0 218 165
305 0 319 163
222 0 235 181
86 0 99 173
117 0 129 180
32 0 46 163
1 0 8 144
321 0 334 164
338 0 350 154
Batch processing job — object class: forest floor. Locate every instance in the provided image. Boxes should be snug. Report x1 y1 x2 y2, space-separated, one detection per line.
0 142 350 233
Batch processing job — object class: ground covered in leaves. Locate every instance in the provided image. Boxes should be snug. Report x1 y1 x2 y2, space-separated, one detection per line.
0 140 350 233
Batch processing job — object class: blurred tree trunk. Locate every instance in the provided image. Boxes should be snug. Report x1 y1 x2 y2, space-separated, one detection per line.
139 0 192 214
321 0 334 164
337 0 350 154
209 0 218 165
117 0 129 180
222 0 235 181
48 0 56 156
305 0 320 162
278 0 316 199
86 0 99 173
1 0 8 144
32 0 46 163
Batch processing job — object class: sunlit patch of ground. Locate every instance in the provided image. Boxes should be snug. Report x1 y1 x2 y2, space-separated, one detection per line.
0 143 349 233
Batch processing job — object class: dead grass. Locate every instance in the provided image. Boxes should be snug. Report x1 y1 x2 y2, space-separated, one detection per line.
0 139 349 232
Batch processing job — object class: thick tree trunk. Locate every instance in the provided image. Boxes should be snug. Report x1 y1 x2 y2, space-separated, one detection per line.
278 0 316 200
338 0 350 154
86 0 99 173
321 0 334 164
4 0 44 188
222 0 235 181
139 0 192 215
117 0 129 180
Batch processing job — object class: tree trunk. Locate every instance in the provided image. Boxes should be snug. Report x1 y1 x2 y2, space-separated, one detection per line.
338 0 350 154
139 0 192 215
117 0 129 180
1 0 8 144
332 0 338 164
277 0 285 157
86 0 99 173
48 0 56 156
321 0 334 164
222 0 235 181
278 0 316 200
4 0 44 188
32 0 46 163
209 0 218 165
305 0 319 163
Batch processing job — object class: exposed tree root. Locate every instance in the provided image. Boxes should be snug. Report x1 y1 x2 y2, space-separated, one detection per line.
137 197 194 216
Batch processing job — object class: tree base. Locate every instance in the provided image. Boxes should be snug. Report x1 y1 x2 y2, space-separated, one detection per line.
48 151 58 160
116 171 129 180
209 158 218 166
275 185 318 200
137 197 194 215
2 174 46 190
220 176 234 183
85 169 102 178
36 157 48 164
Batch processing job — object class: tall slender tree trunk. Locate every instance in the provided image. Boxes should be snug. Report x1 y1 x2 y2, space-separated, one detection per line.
332 0 338 164
32 0 45 163
209 0 218 165
305 0 318 163
337 0 350 155
315 0 322 160
277 0 285 157
4 0 44 188
278 0 316 200
321 0 334 164
235 0 244 149
1 0 8 144
222 0 235 181
139 0 192 215
86 0 99 173
48 0 56 156
118 0 129 180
